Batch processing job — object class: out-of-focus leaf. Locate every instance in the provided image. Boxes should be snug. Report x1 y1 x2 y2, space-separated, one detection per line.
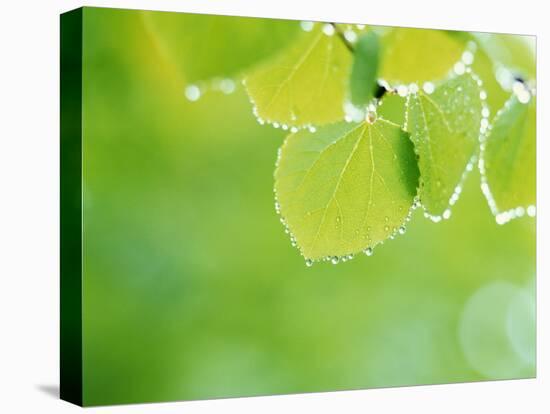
473 33 536 79
350 32 380 106
380 28 464 84
141 11 300 83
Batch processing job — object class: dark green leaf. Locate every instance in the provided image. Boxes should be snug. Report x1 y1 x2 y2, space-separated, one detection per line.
350 32 380 106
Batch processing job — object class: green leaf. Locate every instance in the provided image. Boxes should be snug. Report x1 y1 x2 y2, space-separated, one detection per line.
350 32 380 106
380 28 464 84
244 26 352 127
141 11 299 83
275 119 419 261
405 73 483 218
377 93 406 126
480 94 536 221
444 31 532 114
473 32 536 80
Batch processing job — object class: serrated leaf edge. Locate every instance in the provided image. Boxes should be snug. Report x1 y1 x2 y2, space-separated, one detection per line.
402 67 486 223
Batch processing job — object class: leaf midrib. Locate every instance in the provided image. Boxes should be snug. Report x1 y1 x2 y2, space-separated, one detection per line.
263 31 324 114
308 124 369 253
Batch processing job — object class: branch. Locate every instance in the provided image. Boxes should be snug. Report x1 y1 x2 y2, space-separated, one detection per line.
330 23 354 53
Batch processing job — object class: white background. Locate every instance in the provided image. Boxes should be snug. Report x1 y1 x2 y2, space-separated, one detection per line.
0 0 547 412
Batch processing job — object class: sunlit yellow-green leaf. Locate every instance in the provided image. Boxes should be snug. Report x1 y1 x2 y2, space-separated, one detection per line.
481 94 536 216
141 11 299 83
244 26 352 127
275 119 419 261
377 92 406 126
380 28 464 84
406 73 482 217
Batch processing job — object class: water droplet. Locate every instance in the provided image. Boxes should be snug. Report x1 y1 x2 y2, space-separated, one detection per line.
454 62 466 75
422 82 435 95
384 225 390 232
515 207 525 217
185 84 201 102
397 85 408 97
482 107 490 118
443 209 452 220
219 78 236 94
300 21 314 32
516 89 531 104
331 256 340 264
308 125 317 133
479 90 487 100
366 110 377 124
305 258 313 267
496 212 509 225
322 24 335 36
364 247 373 256
398 226 406 235
344 29 357 43
527 205 536 217
461 50 474 65
290 126 298 133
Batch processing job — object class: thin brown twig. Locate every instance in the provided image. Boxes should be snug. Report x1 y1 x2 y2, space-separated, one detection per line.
330 22 354 53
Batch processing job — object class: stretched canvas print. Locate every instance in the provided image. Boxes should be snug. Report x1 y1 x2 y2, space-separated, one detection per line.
60 6 536 407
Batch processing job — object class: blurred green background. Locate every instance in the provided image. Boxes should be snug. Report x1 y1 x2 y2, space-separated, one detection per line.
80 7 536 406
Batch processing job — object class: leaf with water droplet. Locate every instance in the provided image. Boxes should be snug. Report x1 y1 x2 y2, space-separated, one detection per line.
275 119 419 260
405 73 482 216
380 28 464 84
244 26 352 127
350 31 380 106
141 11 299 83
482 94 536 214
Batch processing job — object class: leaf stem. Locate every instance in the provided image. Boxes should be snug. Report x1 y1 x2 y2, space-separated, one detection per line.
330 22 354 53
